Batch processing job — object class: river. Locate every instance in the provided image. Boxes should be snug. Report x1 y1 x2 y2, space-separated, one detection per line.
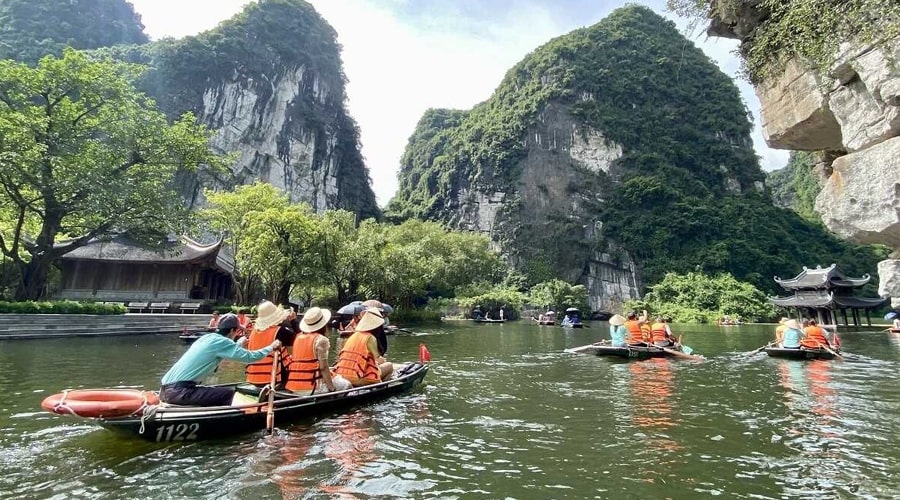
1 321 898 499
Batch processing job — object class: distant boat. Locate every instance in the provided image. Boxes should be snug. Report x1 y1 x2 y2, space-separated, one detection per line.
474 318 505 324
178 329 210 343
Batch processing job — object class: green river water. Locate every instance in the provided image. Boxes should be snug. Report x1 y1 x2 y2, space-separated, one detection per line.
1 321 899 499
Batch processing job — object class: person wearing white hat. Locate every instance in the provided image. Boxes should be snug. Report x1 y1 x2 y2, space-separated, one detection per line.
285 307 352 395
245 301 291 388
608 314 628 347
334 307 393 386
780 319 802 348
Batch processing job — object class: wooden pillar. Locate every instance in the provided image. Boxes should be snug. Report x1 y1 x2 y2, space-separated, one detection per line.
866 309 872 326
151 264 160 298
841 308 848 326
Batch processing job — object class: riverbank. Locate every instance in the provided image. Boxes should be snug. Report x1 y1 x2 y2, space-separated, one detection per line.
0 313 209 340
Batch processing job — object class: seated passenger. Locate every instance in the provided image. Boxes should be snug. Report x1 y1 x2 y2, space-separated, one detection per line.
625 310 648 345
285 307 352 395
160 313 280 406
650 317 674 347
245 301 291 388
561 314 573 327
774 317 789 345
780 319 802 349
801 319 831 349
207 311 221 331
608 314 628 347
334 308 393 386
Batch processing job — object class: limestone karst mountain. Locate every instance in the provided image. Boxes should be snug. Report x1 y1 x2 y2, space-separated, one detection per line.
387 5 884 312
0 0 380 219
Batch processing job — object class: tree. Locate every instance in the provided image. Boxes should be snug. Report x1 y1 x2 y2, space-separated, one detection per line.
238 203 321 305
0 49 221 300
637 271 777 323
197 182 290 305
527 279 590 313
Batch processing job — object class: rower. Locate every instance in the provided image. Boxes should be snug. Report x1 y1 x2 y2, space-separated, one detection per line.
650 317 674 347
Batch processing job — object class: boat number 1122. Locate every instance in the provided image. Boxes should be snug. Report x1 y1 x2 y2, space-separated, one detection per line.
155 423 199 442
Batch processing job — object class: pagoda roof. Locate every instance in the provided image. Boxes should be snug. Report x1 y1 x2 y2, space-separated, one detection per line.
774 263 871 290
769 289 886 308
58 235 234 273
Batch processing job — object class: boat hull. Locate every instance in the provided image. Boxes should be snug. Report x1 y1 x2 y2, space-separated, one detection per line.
561 323 583 328
83 364 428 442
764 347 837 360
474 319 505 324
590 345 670 359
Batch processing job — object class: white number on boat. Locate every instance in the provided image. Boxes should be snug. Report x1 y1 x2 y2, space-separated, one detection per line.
155 423 200 442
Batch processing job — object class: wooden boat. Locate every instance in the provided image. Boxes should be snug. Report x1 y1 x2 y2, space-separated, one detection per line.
178 329 209 343
889 328 900 333
536 320 555 326
41 362 428 442
560 322 583 329
764 347 839 360
567 343 700 360
474 318 505 324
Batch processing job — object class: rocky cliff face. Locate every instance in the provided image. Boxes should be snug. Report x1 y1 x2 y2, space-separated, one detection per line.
98 0 380 220
388 6 781 313
707 8 900 306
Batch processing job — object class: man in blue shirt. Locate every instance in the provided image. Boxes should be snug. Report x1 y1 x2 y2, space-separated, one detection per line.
160 313 281 406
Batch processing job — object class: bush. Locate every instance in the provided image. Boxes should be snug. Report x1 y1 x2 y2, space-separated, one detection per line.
0 301 126 314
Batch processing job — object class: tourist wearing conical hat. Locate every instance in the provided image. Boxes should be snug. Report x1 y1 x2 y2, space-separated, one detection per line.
780 319 802 349
334 307 394 386
608 314 628 347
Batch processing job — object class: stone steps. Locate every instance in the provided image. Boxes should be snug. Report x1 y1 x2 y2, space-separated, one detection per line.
0 313 210 340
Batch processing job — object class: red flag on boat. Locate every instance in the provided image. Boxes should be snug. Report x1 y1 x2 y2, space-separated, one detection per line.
419 343 431 363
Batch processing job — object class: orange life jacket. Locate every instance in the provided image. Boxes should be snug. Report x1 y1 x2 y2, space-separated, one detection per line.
334 332 380 383
650 322 668 343
285 333 323 392
245 325 285 386
801 326 830 349
625 320 644 343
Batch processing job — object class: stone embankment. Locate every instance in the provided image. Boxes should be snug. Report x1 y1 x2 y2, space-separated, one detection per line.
0 314 209 340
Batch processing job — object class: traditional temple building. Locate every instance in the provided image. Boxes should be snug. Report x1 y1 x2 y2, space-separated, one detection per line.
769 264 886 327
53 236 234 306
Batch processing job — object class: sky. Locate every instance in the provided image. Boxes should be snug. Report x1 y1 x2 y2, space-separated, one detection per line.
129 0 790 207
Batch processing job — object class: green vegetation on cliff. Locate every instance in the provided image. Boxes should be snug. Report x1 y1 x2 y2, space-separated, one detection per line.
668 0 900 82
767 152 822 225
388 5 886 297
0 0 148 63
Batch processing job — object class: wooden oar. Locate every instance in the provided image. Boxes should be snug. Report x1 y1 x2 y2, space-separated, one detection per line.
747 342 775 356
265 350 279 434
660 346 703 361
813 340 843 360
565 342 606 353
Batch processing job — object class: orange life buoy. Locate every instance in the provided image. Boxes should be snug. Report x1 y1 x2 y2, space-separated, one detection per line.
41 389 159 418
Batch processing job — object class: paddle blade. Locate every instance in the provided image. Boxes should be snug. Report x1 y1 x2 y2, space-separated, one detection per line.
419 343 432 363
832 332 841 349
681 345 694 355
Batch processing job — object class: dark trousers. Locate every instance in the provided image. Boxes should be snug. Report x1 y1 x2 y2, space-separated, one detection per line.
160 381 234 407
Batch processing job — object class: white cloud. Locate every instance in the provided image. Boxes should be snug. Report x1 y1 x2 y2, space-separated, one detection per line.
132 0 790 206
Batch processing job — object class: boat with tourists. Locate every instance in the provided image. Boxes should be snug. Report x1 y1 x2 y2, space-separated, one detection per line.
560 307 584 328
474 318 505 324
764 346 840 360
40 362 429 442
